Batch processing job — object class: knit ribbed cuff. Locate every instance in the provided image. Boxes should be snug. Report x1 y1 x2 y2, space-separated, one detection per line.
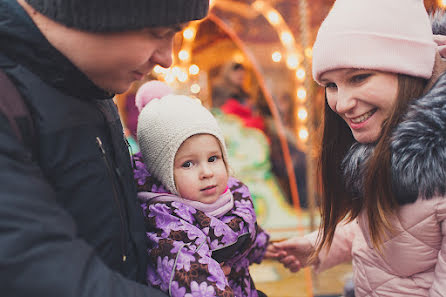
26 0 209 32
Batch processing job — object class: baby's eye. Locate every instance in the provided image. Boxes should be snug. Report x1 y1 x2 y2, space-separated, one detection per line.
208 156 218 162
182 161 192 168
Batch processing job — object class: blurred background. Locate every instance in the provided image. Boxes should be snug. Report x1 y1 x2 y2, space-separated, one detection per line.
114 1 446 296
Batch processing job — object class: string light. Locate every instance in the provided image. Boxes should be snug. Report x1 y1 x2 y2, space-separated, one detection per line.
190 84 201 94
153 65 165 74
189 64 200 75
209 0 217 8
305 47 313 58
266 10 280 25
252 0 265 11
178 50 189 61
177 70 188 82
297 108 308 121
171 66 181 76
183 28 195 40
286 54 299 69
297 87 307 101
280 31 294 46
164 71 175 83
233 52 244 63
299 128 309 141
272 51 282 62
296 68 305 80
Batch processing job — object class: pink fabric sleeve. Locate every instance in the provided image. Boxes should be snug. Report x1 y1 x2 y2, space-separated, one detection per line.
429 198 446 296
304 221 358 273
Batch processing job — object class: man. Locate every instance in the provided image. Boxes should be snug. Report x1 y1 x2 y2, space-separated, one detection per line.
0 0 208 296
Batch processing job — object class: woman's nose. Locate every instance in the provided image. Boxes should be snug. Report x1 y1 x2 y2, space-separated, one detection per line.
335 89 356 114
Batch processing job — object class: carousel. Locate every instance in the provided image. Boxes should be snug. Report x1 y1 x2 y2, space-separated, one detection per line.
115 0 446 296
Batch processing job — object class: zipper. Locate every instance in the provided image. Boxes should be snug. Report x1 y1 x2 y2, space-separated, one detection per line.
124 137 136 170
96 136 128 263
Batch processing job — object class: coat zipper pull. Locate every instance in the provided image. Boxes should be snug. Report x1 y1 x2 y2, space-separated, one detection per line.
96 137 106 155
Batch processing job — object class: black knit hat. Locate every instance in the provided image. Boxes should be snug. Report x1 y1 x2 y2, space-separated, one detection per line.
25 0 209 32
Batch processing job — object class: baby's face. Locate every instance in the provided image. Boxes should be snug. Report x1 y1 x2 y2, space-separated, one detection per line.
173 134 228 204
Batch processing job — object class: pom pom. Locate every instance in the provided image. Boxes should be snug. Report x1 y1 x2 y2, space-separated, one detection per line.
135 80 173 112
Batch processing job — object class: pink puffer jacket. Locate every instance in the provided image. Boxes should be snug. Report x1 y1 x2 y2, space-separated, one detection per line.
307 196 446 296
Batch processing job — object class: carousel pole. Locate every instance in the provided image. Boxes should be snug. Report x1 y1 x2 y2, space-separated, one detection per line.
298 0 317 296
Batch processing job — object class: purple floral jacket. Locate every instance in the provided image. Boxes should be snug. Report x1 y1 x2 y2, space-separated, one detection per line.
133 153 270 297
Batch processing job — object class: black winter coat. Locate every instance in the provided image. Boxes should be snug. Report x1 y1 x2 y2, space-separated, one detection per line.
0 1 166 296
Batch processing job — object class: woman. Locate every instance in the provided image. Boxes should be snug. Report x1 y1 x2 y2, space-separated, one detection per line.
266 0 446 295
211 61 250 108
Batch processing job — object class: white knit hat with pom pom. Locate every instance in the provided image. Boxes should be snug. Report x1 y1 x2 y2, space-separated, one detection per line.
136 81 229 195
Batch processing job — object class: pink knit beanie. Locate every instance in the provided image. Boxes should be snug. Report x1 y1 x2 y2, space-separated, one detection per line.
312 0 436 84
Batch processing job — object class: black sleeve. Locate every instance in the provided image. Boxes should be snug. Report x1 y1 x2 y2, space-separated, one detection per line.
0 114 167 297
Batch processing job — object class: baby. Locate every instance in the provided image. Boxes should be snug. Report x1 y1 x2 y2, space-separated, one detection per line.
133 81 270 297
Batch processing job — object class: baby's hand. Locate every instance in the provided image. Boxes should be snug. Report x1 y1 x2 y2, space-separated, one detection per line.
220 262 231 276
264 242 282 260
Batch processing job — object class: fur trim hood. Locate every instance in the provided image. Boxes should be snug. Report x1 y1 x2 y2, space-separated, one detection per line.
343 11 446 205
391 71 446 203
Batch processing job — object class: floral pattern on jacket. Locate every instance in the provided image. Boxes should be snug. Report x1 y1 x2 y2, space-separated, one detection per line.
133 153 270 297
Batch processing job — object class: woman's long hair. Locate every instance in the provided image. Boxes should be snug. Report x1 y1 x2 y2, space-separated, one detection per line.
314 74 427 255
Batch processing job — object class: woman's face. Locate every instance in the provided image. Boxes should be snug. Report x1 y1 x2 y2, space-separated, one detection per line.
229 68 246 86
320 69 398 143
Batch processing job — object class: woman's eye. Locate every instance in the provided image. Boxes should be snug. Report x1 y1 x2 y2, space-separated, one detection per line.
208 156 217 162
182 161 192 168
325 82 337 90
351 74 370 83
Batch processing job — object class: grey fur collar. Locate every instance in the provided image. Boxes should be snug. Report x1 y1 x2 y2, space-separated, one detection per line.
342 11 446 205
391 70 446 203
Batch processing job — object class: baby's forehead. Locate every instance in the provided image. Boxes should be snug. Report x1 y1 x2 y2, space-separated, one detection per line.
179 133 222 151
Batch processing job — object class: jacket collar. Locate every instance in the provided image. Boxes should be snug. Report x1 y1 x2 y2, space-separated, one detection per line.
0 0 112 100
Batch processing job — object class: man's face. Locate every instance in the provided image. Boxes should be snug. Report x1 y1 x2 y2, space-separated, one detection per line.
18 0 186 94
65 25 185 94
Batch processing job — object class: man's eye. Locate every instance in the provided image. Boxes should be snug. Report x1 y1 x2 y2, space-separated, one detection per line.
182 161 192 168
208 156 217 162
152 29 175 39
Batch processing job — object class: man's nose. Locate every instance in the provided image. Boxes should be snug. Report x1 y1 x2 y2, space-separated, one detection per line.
151 40 173 69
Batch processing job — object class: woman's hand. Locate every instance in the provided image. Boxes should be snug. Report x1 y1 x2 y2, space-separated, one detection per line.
264 237 315 273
